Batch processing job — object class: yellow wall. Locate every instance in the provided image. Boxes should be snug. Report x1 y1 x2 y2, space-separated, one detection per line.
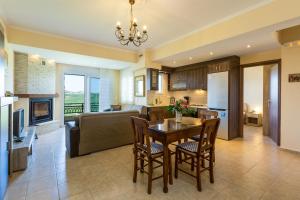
281 46 300 152
240 48 281 65
7 26 138 63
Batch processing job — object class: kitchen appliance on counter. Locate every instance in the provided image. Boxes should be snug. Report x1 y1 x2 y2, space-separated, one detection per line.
208 71 229 140
183 96 190 104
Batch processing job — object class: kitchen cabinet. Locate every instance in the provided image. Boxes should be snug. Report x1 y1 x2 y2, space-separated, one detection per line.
169 71 187 91
147 68 159 90
207 61 230 73
187 67 207 90
169 67 207 91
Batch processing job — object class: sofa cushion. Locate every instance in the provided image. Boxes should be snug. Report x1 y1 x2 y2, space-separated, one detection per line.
78 110 139 155
122 104 144 113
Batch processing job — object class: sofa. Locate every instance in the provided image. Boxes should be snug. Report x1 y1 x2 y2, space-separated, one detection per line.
65 110 139 158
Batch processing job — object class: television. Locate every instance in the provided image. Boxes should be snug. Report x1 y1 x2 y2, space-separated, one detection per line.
13 108 25 139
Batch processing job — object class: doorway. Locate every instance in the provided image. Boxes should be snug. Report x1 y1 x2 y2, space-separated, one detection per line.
240 60 281 145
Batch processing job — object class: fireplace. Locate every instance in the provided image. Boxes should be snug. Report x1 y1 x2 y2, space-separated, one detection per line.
29 98 53 125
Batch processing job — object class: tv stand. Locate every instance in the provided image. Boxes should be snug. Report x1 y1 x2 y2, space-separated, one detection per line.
12 127 36 171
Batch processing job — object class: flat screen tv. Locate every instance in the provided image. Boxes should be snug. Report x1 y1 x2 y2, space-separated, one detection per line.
13 108 25 139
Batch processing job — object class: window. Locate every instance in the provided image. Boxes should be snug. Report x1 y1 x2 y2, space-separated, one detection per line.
64 74 85 115
90 77 100 112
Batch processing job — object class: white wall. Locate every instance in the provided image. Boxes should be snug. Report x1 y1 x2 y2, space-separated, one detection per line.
281 46 300 152
244 66 264 114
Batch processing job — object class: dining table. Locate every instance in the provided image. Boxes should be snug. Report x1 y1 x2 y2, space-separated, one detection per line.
148 117 204 193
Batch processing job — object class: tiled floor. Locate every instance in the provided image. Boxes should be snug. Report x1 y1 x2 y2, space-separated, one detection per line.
5 126 300 200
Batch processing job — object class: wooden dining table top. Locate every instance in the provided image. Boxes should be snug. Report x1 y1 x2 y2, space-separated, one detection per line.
148 117 204 134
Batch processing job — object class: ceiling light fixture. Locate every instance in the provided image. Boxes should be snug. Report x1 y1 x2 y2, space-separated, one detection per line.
189 56 193 60
115 0 148 47
247 44 251 48
209 52 214 56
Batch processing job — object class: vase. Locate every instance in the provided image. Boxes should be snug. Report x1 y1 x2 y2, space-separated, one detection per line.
175 111 182 123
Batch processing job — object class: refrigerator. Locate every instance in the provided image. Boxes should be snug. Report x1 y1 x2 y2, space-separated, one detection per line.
207 71 229 140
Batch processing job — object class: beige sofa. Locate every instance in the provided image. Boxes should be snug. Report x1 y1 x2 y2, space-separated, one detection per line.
65 110 139 157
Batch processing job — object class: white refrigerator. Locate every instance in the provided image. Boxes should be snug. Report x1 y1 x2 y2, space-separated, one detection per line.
207 71 229 140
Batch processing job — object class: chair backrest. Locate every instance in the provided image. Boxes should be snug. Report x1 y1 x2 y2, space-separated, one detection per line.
148 110 167 123
130 116 151 155
198 109 218 120
197 118 220 154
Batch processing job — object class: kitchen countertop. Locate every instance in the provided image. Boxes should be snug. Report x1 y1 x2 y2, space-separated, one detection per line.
189 104 208 109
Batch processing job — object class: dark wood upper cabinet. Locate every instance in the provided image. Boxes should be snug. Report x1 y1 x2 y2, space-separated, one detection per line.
169 71 188 91
169 66 207 91
147 68 159 90
207 61 230 73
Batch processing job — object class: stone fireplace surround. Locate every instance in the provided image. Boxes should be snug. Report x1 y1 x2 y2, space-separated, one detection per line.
13 52 60 134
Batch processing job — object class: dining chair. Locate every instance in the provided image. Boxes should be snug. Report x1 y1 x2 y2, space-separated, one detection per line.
191 110 218 141
174 118 220 191
148 110 168 123
130 116 172 194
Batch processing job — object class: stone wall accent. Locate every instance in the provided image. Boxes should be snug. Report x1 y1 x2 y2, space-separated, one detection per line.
14 52 56 94
14 52 28 94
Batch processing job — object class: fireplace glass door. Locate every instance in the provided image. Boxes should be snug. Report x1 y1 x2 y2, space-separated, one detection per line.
29 98 53 125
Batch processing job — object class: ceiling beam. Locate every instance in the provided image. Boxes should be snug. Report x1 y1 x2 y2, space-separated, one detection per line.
6 26 138 63
151 0 300 61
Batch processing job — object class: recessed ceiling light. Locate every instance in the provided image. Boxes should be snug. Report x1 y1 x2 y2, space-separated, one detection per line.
189 56 193 60
209 52 214 56
173 61 176 64
247 44 251 48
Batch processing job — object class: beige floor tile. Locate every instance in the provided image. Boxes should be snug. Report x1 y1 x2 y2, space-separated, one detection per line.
27 175 57 195
58 181 89 199
26 187 59 200
64 191 94 200
6 126 300 200
4 181 28 200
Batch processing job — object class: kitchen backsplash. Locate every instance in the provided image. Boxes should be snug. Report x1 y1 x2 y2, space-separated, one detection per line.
147 73 207 105
147 89 207 106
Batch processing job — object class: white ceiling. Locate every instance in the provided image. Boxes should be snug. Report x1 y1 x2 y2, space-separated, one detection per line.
158 17 300 67
0 0 272 51
9 44 134 69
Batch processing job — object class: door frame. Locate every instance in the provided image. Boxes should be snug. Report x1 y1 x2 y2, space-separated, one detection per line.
239 59 281 145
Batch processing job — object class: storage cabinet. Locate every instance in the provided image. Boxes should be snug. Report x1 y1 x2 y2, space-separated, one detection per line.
169 71 187 90
147 68 159 90
169 67 207 91
207 61 230 73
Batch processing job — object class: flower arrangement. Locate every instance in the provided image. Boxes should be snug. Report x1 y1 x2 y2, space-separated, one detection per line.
167 99 195 122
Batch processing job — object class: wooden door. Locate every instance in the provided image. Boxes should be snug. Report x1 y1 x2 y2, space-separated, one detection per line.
269 64 280 145
0 105 9 200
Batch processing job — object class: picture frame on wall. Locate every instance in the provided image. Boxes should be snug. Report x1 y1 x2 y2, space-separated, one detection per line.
289 73 300 83
134 75 145 97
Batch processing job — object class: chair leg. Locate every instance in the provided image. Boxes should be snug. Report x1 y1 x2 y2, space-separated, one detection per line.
133 150 138 183
191 157 195 171
196 157 202 192
209 151 214 183
168 151 173 185
147 158 153 194
140 154 144 173
201 155 205 168
175 149 178 179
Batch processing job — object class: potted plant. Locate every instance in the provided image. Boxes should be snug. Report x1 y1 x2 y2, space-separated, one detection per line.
168 99 194 122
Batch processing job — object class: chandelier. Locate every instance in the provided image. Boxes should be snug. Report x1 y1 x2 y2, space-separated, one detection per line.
115 0 148 47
